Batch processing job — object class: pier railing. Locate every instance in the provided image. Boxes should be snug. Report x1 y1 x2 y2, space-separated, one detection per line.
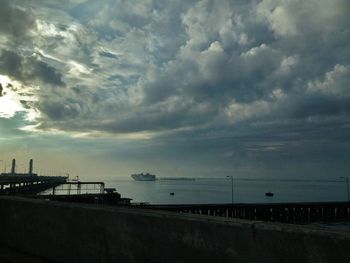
0 175 68 195
142 202 350 224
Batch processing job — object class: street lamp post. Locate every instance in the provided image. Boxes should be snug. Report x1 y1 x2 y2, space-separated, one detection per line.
340 177 349 202
227 176 234 204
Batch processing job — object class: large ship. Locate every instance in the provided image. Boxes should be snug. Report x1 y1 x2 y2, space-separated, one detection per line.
131 173 156 181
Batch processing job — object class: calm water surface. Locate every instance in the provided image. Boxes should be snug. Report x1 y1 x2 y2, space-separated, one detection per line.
102 178 347 205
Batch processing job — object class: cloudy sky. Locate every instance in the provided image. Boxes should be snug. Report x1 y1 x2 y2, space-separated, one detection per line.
0 0 349 179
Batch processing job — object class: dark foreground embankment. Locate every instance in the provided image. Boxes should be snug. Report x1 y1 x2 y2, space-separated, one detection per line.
0 196 349 263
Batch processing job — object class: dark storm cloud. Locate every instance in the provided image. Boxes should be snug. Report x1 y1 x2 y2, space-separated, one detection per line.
2 0 350 143
99 51 119 60
0 50 65 86
0 50 22 78
20 1 345 138
293 96 350 119
0 0 36 41
0 0 349 180
39 100 80 121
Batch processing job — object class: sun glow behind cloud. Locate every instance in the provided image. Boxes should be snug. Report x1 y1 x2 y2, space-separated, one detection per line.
0 75 22 118
0 75 39 121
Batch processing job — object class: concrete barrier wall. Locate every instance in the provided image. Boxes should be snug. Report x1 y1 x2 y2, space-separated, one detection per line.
0 196 349 263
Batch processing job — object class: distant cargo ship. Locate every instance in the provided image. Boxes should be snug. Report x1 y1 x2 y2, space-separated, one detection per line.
131 173 156 181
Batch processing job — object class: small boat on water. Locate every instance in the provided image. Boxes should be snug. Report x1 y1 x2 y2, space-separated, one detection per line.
265 192 274 197
169 192 175 196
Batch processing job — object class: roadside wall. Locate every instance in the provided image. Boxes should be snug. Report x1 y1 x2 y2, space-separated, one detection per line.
0 196 349 263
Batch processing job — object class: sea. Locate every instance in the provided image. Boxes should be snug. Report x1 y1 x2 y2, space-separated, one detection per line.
99 177 348 205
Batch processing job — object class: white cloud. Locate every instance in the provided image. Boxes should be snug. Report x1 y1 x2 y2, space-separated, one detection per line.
257 0 350 38
225 99 272 123
276 55 298 76
307 64 350 96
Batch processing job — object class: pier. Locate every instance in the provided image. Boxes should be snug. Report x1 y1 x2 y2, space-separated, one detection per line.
0 159 68 195
0 159 131 206
142 202 350 224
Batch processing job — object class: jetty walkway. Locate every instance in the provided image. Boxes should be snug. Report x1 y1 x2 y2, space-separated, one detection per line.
0 159 67 195
142 202 350 224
